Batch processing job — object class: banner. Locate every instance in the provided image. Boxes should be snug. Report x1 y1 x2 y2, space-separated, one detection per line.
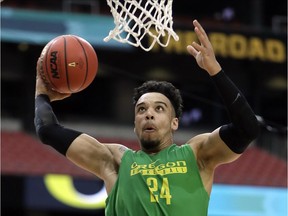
149 29 287 64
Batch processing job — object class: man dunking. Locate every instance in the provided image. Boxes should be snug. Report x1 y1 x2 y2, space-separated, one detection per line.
34 20 259 215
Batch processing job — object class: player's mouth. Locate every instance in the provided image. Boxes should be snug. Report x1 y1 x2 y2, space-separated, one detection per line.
143 124 156 133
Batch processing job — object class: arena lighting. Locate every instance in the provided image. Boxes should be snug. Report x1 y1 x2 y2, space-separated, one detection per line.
44 174 107 209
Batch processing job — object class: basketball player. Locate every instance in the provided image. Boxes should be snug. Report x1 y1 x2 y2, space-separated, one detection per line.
34 20 259 215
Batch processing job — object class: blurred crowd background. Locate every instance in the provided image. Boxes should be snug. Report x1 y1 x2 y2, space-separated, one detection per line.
1 0 287 216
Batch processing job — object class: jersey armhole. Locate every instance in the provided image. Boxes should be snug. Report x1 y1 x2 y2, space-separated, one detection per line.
183 144 210 199
106 148 133 202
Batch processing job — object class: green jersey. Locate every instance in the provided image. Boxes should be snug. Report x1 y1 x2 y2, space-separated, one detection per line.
105 144 209 215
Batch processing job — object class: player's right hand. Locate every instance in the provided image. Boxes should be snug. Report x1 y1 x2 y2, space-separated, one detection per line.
35 57 71 101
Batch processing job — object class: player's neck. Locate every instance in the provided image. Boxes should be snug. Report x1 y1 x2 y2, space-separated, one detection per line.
141 140 174 154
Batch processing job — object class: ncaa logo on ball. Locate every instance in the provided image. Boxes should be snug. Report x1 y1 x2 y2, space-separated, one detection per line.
50 51 59 79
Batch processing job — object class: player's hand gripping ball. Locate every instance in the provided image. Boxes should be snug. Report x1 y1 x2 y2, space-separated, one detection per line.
38 35 98 93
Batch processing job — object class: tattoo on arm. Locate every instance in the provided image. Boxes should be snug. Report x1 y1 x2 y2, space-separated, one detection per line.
118 146 128 153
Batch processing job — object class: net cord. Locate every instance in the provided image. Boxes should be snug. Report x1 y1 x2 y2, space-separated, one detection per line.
104 0 179 51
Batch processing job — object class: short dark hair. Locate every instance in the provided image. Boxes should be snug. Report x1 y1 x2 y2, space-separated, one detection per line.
133 80 183 118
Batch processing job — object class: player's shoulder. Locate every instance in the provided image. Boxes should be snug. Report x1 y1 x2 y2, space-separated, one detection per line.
106 144 131 164
187 133 211 145
186 133 211 152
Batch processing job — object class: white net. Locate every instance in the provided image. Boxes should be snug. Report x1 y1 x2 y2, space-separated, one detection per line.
104 0 179 51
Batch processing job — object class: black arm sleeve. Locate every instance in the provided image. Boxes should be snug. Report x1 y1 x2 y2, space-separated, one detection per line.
211 70 260 154
34 94 82 155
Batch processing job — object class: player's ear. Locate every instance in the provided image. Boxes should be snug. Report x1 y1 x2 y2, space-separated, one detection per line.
171 118 179 131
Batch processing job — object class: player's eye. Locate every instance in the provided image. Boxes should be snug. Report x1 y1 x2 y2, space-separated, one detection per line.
156 106 164 111
138 107 146 112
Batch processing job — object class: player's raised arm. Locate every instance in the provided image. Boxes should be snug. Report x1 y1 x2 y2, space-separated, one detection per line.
34 47 125 193
187 20 260 167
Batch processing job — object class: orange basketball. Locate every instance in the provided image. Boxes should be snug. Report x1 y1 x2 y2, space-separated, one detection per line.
39 35 98 93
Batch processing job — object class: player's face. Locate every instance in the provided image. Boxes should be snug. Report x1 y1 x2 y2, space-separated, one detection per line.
134 92 179 152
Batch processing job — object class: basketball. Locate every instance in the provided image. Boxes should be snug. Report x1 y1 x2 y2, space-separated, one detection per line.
39 35 98 93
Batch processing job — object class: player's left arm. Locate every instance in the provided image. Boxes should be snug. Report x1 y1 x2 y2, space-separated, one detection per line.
187 20 260 167
189 70 260 170
189 57 260 168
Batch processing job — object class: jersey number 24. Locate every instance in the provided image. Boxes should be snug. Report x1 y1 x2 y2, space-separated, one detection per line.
147 177 172 205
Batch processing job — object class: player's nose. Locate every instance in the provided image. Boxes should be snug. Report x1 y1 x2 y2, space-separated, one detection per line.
145 108 154 120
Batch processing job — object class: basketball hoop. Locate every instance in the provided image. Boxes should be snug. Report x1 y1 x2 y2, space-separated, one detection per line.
104 0 179 51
